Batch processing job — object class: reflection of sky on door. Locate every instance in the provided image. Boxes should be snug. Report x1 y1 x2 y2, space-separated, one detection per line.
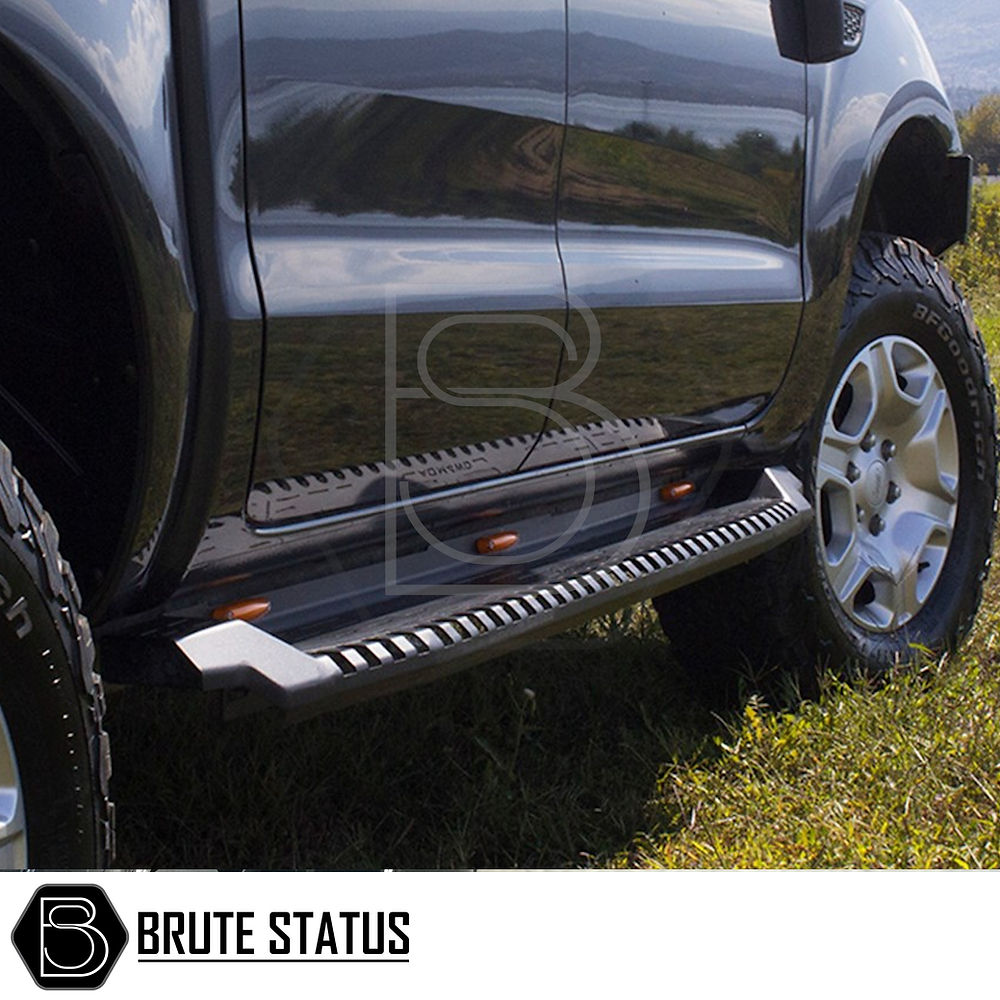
242 0 772 36
603 0 772 35
245 0 556 8
250 0 766 21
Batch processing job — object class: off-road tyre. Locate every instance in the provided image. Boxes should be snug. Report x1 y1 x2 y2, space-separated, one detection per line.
654 234 998 702
0 441 112 867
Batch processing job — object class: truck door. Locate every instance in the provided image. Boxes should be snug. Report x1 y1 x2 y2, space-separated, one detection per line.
540 0 806 466
240 1 567 524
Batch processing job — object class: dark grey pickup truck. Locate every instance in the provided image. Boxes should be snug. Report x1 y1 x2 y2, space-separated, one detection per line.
0 0 995 868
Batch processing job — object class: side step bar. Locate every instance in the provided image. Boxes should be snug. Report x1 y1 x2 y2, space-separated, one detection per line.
177 468 812 720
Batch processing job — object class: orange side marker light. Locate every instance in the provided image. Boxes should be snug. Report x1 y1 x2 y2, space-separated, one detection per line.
476 532 520 555
211 598 272 623
660 481 696 503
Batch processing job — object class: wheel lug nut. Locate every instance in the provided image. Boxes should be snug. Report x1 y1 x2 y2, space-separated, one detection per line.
857 505 865 522
887 482 901 504
881 440 896 460
870 514 884 536
847 462 861 483
861 432 877 452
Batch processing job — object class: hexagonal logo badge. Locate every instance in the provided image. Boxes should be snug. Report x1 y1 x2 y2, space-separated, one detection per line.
11 884 128 990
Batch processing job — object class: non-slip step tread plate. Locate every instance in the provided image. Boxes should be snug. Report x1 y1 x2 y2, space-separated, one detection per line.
177 468 811 717
304 496 802 674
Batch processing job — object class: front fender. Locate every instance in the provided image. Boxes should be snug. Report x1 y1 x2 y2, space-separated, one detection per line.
806 0 959 295
747 0 963 455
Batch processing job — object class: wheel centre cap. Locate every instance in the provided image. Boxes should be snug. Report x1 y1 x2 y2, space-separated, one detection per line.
864 460 889 507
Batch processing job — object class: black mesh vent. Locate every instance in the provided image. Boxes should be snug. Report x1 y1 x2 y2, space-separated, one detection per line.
844 4 865 46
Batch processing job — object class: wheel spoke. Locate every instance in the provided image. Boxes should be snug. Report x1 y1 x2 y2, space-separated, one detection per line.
897 388 959 502
868 339 917 422
827 536 871 606
892 509 953 622
820 423 862 464
815 456 858 501
893 507 954 558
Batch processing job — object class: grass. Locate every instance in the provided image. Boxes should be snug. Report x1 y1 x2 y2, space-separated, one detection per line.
106 574 1000 870
106 230 1000 871
975 178 1000 205
621 648 1000 867
108 606 724 869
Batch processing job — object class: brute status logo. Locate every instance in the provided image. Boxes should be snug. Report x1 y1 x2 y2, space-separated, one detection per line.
137 909 410 961
11 885 128 990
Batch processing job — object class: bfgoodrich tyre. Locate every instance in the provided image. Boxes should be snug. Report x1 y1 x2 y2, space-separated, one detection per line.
0 443 111 868
655 234 998 696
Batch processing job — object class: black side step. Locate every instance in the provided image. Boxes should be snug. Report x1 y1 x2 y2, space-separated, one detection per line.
177 468 811 720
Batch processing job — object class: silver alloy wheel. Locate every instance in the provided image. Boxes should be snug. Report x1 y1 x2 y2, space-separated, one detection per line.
0 703 27 868
816 335 959 633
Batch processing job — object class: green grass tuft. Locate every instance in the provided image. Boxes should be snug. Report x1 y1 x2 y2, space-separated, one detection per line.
621 652 1000 868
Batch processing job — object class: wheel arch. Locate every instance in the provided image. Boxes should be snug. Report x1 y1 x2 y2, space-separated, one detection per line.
860 115 971 257
0 3 197 618
745 0 970 455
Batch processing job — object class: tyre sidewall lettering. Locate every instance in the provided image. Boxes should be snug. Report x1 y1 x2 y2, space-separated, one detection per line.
912 300 989 483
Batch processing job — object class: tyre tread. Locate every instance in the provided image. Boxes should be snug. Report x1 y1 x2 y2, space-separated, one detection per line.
0 441 113 866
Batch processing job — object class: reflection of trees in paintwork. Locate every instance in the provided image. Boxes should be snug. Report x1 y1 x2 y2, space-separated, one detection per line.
561 121 803 245
253 298 796 493
244 96 560 224
617 120 799 179
548 301 798 434
242 95 801 244
254 312 564 488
